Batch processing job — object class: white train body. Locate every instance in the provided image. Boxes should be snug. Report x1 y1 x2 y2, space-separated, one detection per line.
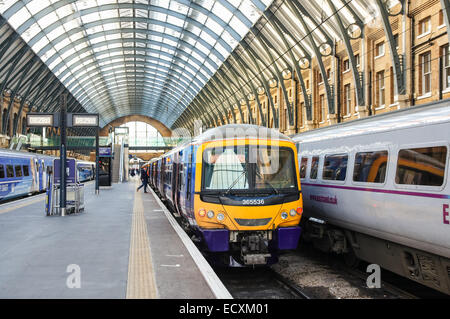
293 100 450 294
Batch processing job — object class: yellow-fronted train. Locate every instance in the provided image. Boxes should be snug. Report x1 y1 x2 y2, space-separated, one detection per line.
146 124 303 267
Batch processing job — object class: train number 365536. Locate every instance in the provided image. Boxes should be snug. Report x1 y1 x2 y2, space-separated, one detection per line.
242 199 265 205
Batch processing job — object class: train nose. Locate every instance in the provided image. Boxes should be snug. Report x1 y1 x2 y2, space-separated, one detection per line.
220 205 280 229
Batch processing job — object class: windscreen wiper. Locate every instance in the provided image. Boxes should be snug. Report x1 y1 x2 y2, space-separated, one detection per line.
223 171 246 195
254 166 279 195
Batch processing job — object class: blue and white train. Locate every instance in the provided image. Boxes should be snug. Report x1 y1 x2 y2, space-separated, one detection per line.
0 149 95 202
292 99 450 295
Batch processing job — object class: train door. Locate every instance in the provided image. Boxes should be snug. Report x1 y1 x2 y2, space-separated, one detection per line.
41 160 47 190
30 158 37 193
34 159 41 191
174 151 183 214
186 147 194 217
159 158 165 195
38 159 44 191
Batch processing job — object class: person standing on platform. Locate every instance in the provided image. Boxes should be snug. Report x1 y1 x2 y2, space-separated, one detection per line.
136 167 149 193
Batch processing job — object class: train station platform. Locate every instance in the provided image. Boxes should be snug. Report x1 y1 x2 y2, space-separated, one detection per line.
0 181 231 299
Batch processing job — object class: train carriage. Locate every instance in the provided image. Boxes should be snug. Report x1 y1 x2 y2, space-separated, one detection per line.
292 99 450 294
152 124 304 266
0 149 95 202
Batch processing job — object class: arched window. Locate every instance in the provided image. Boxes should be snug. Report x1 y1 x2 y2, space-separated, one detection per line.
22 117 26 134
2 109 7 135
119 121 164 152
12 113 17 135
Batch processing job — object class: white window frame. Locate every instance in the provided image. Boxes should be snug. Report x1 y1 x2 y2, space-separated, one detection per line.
375 42 385 59
418 17 431 38
421 51 431 95
344 84 351 116
376 70 385 107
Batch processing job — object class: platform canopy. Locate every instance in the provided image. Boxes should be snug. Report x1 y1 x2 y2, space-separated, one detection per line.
0 0 397 129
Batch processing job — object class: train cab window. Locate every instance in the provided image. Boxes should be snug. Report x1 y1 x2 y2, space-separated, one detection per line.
6 165 14 178
323 154 348 181
310 156 319 179
300 157 308 179
23 166 30 177
395 146 447 186
0 164 4 179
353 151 388 183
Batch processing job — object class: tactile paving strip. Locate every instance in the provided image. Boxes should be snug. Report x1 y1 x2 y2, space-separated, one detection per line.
126 187 158 299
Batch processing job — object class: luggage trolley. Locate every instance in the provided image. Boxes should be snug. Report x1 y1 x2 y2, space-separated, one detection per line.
46 158 85 216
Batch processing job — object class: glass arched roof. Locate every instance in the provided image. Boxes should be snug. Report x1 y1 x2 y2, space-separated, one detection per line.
170 0 403 130
0 0 273 127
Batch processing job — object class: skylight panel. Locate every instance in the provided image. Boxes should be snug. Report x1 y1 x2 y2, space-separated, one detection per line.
9 6 30 29
212 2 232 23
26 0 51 15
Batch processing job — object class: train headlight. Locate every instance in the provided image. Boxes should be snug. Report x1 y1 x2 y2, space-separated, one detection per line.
207 210 215 219
281 211 288 220
217 213 225 221
290 209 297 217
198 209 206 217
296 207 303 215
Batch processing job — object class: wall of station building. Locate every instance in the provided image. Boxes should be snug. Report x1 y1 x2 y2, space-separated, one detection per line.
220 0 449 135
0 93 90 160
0 91 30 147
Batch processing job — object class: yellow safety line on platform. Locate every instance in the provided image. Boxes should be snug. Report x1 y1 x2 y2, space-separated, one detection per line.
126 185 158 299
0 196 45 215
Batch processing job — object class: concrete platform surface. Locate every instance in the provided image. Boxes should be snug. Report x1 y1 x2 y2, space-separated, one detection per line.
0 180 227 299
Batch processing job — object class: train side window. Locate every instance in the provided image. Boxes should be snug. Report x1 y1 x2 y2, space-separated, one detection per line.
6 165 14 178
395 146 447 186
0 164 4 179
23 165 30 177
310 156 319 179
353 151 388 183
15 165 23 177
323 154 348 181
300 157 308 179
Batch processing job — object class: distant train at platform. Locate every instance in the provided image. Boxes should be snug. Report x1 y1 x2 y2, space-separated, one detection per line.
76 161 96 183
147 124 303 266
292 99 450 295
0 149 95 202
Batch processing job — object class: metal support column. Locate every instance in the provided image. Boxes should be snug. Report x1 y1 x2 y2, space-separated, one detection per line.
95 126 100 195
59 94 67 216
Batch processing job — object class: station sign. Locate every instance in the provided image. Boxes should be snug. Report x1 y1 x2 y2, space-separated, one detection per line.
99 147 112 157
27 113 99 128
114 127 129 135
26 113 57 127
70 113 99 127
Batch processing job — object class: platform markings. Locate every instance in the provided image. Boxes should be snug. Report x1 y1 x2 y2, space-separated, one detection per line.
0 195 45 215
160 264 181 268
126 186 158 299
149 187 233 299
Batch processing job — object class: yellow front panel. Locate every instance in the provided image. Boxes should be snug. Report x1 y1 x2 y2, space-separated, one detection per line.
193 139 303 230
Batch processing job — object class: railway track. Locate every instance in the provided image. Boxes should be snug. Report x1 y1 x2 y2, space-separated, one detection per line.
214 267 311 299
153 185 444 299
272 244 450 299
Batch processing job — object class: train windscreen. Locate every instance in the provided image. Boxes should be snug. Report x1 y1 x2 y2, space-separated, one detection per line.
202 145 297 193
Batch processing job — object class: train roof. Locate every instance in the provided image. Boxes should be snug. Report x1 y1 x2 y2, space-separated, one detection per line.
155 125 292 160
292 99 450 144
0 149 52 158
193 124 292 144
